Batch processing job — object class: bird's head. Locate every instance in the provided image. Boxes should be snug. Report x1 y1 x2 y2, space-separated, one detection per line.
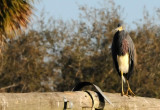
115 23 124 32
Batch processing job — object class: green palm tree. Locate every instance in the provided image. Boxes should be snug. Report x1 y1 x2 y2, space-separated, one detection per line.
0 0 33 45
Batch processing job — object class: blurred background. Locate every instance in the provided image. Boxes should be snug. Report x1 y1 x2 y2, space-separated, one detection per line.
0 0 160 98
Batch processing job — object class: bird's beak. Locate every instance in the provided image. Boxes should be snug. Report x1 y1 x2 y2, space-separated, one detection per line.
115 26 123 31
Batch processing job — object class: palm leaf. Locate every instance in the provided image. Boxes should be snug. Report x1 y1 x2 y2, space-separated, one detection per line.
0 0 33 46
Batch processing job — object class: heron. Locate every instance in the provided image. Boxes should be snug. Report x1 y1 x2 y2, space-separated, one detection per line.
111 24 137 96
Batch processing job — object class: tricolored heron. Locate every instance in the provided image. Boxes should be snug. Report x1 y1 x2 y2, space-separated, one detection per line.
111 24 137 96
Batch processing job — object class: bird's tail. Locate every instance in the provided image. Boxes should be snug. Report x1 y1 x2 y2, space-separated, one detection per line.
122 76 126 83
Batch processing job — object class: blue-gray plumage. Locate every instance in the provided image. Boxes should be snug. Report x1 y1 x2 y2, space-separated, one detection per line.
111 24 137 96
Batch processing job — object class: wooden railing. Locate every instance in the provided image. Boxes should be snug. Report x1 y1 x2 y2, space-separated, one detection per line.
0 91 159 110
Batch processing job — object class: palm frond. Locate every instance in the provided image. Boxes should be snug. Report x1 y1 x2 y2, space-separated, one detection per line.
0 0 34 46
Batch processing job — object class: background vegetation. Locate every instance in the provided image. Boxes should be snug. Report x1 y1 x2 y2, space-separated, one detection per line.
0 1 160 98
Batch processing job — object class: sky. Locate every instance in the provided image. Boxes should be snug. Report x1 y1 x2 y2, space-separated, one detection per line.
32 0 160 29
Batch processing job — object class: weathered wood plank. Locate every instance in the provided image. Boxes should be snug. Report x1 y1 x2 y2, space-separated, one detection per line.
0 92 159 110
104 93 160 110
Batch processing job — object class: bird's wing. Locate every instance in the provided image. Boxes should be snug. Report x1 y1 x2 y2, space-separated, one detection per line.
126 34 136 75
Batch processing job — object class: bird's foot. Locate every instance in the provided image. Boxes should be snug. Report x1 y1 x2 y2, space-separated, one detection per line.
126 88 135 97
121 91 125 96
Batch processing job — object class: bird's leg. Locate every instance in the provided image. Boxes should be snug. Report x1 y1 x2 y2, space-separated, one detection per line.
126 80 135 96
121 71 125 96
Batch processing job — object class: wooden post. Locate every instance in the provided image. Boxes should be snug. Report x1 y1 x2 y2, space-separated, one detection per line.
0 91 159 110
